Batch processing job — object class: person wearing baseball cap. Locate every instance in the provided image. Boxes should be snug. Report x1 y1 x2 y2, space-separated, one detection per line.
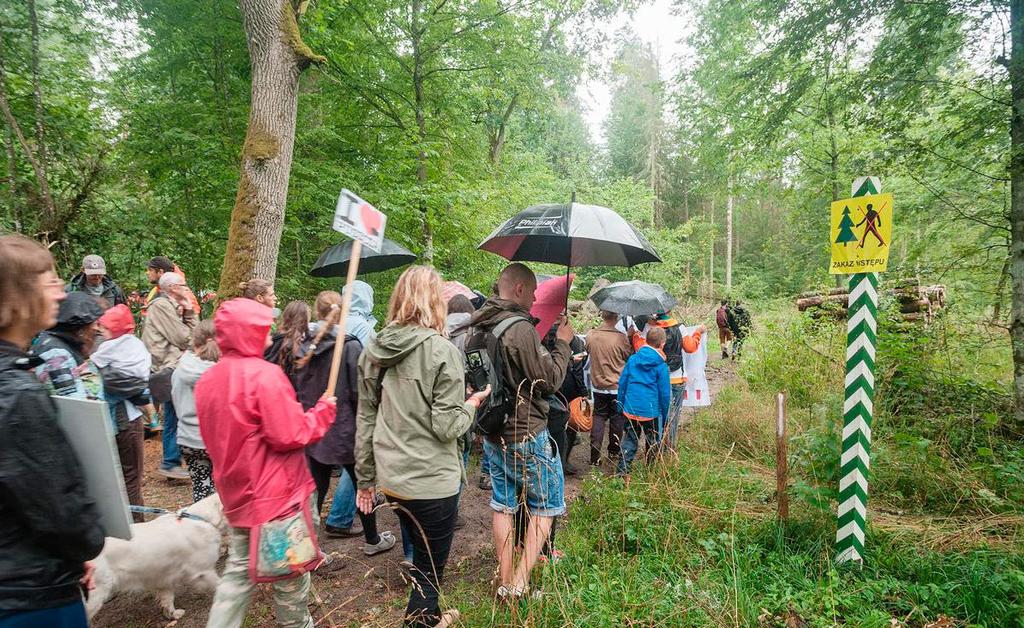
66 254 127 307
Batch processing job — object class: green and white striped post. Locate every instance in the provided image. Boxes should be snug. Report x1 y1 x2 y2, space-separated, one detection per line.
835 176 881 565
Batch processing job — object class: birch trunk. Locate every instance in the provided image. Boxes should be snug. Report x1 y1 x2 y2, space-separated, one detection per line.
218 0 323 298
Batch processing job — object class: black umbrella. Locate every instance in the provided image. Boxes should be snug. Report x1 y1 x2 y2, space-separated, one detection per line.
479 202 661 267
310 238 416 277
590 280 678 316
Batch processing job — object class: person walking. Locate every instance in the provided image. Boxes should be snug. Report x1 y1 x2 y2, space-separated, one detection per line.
716 300 732 359
0 234 106 627
196 298 337 628
142 271 197 481
729 300 751 359
293 291 395 553
469 263 572 600
66 254 127 307
617 327 671 476
172 321 220 503
585 309 632 465
356 266 490 628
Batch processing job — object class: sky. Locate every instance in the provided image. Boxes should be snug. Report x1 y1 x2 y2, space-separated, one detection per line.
576 0 695 146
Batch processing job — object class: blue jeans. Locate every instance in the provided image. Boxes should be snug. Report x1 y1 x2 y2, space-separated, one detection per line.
161 400 181 470
0 601 88 627
483 429 565 517
325 470 357 529
618 418 659 475
667 383 686 447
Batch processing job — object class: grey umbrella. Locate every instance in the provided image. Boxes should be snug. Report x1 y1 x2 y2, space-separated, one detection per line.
590 280 678 316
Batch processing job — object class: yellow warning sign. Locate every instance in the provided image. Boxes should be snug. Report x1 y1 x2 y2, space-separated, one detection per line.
830 193 893 274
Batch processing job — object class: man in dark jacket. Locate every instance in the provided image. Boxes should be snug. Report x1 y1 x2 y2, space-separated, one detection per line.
0 234 106 626
66 254 127 308
728 300 751 359
470 262 573 599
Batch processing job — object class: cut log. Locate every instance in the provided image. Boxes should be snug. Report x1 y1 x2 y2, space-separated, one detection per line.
900 298 930 314
796 294 848 311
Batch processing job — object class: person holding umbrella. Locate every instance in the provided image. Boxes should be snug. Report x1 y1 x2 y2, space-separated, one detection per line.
469 263 573 599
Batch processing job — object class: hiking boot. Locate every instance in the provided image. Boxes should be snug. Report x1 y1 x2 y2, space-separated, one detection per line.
324 523 363 538
721 350 729 359
477 474 491 491
564 462 578 477
363 530 396 556
158 466 189 481
454 515 466 530
435 609 460 628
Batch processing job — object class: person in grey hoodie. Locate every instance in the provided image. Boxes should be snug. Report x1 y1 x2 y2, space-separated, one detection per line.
342 280 377 347
171 321 220 502
445 294 475 354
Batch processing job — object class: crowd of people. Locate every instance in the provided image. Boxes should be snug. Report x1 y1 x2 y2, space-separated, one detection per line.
0 234 749 628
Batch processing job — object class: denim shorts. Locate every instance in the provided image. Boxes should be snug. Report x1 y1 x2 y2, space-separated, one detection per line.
483 429 565 517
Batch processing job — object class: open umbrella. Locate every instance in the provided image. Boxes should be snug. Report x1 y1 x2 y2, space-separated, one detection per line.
590 280 677 317
479 201 661 308
310 238 416 277
531 273 575 336
479 202 660 268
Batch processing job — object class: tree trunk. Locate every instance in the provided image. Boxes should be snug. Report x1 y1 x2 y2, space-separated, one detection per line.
488 93 518 165
995 248 1010 324
3 124 19 232
1008 0 1024 436
28 0 46 181
218 0 323 299
709 197 715 297
726 177 733 290
828 100 843 290
411 0 433 263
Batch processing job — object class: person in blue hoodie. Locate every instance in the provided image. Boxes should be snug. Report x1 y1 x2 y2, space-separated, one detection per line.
617 326 671 476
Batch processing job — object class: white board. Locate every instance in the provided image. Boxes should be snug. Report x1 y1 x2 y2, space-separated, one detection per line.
681 325 711 407
333 188 387 253
53 397 133 540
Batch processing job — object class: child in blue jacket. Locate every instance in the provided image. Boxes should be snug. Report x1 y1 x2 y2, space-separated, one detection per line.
617 326 671 476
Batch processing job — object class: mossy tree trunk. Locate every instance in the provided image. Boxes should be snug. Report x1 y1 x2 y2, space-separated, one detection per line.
218 0 323 299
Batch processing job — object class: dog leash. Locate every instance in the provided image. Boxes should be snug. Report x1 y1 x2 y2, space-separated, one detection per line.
129 504 214 526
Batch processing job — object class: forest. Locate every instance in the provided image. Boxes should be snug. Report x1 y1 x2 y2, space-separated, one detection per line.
3 0 1024 625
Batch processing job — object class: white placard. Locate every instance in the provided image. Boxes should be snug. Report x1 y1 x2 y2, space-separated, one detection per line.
53 397 133 540
333 189 387 253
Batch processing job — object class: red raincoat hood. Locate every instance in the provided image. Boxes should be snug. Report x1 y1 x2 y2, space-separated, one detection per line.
215 298 272 357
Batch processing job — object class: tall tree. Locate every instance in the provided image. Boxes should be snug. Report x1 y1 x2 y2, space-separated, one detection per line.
217 0 324 298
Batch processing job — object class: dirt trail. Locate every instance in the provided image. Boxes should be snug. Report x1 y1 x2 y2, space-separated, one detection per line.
94 357 737 628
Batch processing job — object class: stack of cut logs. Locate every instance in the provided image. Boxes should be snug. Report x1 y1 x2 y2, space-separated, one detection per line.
796 279 945 322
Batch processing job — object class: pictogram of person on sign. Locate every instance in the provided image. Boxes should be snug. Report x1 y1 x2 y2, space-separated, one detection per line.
856 203 886 248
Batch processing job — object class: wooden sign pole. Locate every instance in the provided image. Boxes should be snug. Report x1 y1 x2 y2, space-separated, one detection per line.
325 239 362 397
776 392 789 521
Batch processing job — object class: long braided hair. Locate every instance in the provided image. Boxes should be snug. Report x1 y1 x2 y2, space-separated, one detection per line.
275 300 311 368
294 291 342 370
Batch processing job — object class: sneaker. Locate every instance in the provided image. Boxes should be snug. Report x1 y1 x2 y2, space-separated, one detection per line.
324 523 363 538
363 530 396 556
158 467 189 481
435 609 460 628
721 350 729 359
477 474 491 490
564 463 578 477
496 584 526 602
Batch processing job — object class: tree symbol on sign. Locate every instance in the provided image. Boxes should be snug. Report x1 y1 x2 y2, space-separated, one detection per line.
835 206 857 246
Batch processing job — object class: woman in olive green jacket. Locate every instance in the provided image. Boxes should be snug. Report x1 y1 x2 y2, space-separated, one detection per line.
355 266 489 628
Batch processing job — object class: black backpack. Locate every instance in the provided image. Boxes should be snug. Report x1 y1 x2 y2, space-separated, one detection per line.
464 315 529 438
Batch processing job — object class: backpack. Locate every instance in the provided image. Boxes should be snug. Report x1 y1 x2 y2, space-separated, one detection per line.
463 315 529 438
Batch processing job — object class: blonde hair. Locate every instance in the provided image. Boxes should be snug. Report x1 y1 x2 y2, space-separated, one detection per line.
192 320 220 362
295 291 342 369
387 266 446 334
0 234 56 333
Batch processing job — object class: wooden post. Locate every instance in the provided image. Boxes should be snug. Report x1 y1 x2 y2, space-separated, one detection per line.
325 239 362 397
776 392 789 521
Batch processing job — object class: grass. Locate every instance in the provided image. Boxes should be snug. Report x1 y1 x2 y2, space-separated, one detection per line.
440 306 1024 626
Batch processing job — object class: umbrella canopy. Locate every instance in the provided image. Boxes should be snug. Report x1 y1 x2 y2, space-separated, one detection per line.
479 203 661 268
442 281 476 304
310 238 416 277
590 280 678 317
530 273 575 337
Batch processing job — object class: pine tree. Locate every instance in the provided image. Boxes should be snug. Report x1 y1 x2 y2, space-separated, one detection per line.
836 206 857 245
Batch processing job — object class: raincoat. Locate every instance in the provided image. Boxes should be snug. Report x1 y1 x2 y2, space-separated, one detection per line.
195 298 336 527
342 280 377 347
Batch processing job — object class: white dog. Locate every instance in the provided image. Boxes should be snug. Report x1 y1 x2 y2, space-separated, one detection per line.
86 493 227 621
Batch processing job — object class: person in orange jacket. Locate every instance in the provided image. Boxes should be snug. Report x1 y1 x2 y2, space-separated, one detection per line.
142 257 201 316
630 312 705 447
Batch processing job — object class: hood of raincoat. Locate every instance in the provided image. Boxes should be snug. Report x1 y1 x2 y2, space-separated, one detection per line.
97 304 135 339
342 280 377 346
54 292 104 330
214 298 273 358
364 322 438 368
